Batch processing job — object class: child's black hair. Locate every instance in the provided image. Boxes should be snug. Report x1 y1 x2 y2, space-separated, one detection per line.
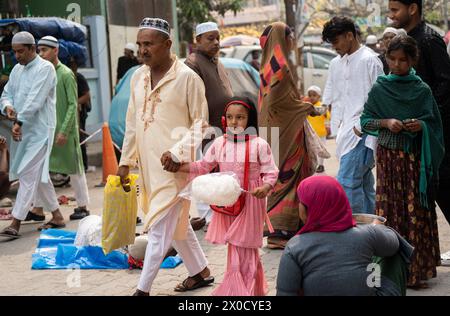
387 34 419 65
322 16 356 43
225 96 259 136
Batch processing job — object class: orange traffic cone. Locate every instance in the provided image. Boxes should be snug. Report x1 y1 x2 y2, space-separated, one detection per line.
101 122 119 185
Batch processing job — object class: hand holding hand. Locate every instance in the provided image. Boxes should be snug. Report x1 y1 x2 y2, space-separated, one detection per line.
161 151 181 173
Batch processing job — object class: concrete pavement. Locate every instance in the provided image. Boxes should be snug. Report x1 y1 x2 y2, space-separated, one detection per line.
0 139 449 296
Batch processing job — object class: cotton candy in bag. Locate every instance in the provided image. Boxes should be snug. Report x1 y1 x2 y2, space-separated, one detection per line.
102 174 139 255
178 172 243 206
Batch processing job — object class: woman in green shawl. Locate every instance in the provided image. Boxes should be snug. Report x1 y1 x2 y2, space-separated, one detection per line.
361 35 445 289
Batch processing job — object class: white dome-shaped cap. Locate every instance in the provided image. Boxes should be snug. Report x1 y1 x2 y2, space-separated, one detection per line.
125 42 136 53
12 31 35 45
38 35 59 48
196 22 219 37
366 35 378 45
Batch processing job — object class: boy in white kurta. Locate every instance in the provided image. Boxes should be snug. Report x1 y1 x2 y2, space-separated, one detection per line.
118 18 213 296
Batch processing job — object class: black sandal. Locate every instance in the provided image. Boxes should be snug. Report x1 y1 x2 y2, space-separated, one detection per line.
132 289 149 296
24 211 45 222
174 274 214 292
69 208 90 220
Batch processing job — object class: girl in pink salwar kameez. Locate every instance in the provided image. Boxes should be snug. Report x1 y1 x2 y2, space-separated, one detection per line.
178 97 279 296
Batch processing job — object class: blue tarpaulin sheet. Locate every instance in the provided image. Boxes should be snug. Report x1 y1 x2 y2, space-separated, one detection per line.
57 39 88 67
0 17 88 66
32 229 183 270
0 17 87 44
32 229 129 270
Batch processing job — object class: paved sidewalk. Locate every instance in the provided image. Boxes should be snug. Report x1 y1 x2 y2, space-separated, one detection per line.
0 140 449 296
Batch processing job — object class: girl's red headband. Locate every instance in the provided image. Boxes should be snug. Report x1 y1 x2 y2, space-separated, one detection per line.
222 100 253 132
224 100 252 113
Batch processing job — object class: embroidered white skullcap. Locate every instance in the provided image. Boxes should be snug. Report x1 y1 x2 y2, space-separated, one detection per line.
307 85 322 95
125 42 136 53
196 22 219 37
139 18 170 36
11 31 35 45
38 36 59 48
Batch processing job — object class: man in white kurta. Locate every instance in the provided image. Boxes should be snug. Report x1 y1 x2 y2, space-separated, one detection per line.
118 18 212 296
0 32 63 238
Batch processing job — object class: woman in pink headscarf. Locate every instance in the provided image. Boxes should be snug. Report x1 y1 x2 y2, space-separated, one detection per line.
276 175 413 296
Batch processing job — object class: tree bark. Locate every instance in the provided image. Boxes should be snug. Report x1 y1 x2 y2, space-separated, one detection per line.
284 0 296 29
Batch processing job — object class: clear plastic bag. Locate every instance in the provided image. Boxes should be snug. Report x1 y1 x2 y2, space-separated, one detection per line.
179 172 244 207
74 215 102 247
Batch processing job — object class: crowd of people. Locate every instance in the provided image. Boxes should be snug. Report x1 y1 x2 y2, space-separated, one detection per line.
0 0 449 296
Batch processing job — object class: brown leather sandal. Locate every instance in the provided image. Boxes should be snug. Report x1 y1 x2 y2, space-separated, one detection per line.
174 274 214 292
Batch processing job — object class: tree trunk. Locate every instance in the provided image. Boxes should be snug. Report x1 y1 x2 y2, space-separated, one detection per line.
284 0 303 94
284 0 296 29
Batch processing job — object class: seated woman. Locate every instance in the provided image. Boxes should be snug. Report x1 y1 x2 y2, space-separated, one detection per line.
276 175 413 296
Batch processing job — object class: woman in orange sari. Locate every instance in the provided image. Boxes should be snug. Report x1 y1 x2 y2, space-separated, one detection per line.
259 22 326 249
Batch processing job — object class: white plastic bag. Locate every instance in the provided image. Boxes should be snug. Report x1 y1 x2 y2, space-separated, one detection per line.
74 215 102 247
179 172 243 207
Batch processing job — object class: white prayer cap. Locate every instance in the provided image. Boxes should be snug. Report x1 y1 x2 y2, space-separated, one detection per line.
125 42 136 53
38 36 59 48
366 34 378 45
307 85 322 95
196 22 219 37
11 31 35 45
396 28 407 37
383 27 398 36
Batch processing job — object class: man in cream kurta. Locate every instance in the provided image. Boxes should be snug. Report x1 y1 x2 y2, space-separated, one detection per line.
118 18 213 296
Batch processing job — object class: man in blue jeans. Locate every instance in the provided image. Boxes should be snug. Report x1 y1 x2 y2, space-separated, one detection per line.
322 17 383 214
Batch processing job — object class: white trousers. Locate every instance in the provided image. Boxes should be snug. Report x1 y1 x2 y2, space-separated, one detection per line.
12 146 59 221
137 201 209 293
68 173 89 207
34 172 90 209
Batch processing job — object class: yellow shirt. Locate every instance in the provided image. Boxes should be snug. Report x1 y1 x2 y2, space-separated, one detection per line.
307 101 330 137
